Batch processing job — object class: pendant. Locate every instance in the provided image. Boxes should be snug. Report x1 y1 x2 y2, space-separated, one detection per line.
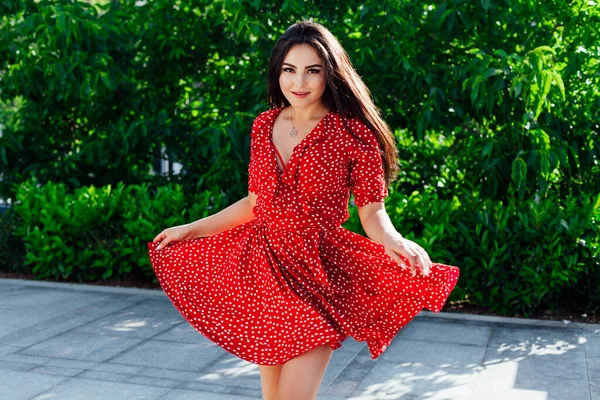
289 127 298 137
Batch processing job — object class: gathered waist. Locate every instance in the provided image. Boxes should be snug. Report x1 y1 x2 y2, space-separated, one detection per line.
252 216 341 234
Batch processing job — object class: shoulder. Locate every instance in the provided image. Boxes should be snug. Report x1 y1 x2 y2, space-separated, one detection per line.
251 109 274 129
339 114 379 150
250 108 280 139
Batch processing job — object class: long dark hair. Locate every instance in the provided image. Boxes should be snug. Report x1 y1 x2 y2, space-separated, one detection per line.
267 20 399 186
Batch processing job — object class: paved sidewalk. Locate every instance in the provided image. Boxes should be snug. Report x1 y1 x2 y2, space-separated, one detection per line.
0 278 598 400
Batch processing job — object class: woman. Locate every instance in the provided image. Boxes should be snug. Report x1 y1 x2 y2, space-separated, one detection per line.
148 20 459 400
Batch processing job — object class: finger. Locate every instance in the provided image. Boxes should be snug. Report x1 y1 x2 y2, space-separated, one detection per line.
407 253 417 273
397 239 416 256
415 250 428 276
419 248 432 276
403 246 417 257
399 243 418 267
156 239 170 251
386 250 410 270
153 232 165 242
423 252 432 276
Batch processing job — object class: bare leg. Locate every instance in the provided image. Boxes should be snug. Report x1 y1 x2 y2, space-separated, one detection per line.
259 364 283 400
275 344 334 400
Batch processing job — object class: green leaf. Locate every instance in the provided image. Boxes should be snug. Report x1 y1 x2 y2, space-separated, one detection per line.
471 77 482 105
511 78 522 98
550 71 566 101
482 141 494 158
102 269 113 280
511 157 527 198
484 68 501 78
56 13 66 32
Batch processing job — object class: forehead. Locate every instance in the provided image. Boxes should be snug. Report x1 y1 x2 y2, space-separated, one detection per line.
283 44 323 65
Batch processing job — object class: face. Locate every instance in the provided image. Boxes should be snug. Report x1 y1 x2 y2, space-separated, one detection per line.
279 43 328 109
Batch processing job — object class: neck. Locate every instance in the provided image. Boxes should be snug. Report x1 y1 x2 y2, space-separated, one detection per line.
288 103 328 123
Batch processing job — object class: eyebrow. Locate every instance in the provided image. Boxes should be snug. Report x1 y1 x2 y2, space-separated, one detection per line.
282 62 322 69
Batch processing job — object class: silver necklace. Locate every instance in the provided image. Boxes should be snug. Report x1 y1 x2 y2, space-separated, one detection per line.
289 107 326 137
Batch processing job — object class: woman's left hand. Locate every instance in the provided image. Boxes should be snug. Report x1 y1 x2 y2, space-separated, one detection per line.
382 231 432 277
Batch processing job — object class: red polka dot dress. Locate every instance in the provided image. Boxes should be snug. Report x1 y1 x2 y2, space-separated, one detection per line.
147 107 460 366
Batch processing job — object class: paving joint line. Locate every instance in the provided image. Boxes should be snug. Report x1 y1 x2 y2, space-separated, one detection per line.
9 298 144 357
5 278 599 331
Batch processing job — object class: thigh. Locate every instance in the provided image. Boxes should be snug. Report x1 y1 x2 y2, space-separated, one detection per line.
258 364 283 400
276 344 334 400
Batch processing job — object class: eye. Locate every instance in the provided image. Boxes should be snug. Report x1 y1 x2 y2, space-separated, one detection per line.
281 67 321 74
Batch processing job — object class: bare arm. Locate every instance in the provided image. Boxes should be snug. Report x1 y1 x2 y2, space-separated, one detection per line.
188 191 258 238
358 202 395 245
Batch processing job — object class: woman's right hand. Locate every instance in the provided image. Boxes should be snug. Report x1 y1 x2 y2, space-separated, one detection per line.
153 223 194 251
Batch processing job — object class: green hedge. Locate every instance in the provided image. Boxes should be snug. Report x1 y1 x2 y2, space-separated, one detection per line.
11 177 229 281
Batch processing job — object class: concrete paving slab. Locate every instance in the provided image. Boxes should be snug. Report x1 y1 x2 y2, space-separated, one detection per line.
590 358 600 386
108 339 227 372
178 380 263 398
321 354 376 397
30 364 85 377
0 352 50 365
0 345 21 357
591 384 600 400
318 349 360 393
585 331 600 358
187 354 262 390
470 359 589 400
0 308 68 337
29 377 170 400
154 321 217 344
0 359 40 372
128 375 183 389
18 331 143 362
337 337 367 354
136 365 201 382
354 360 479 399
0 286 106 308
0 296 142 348
376 336 487 367
161 389 259 400
483 326 588 381
43 358 99 370
0 369 68 400
72 299 182 339
397 318 492 347
77 369 132 383
1 278 599 400
90 361 145 374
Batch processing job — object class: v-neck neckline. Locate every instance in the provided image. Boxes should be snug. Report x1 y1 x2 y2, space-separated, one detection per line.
269 107 331 176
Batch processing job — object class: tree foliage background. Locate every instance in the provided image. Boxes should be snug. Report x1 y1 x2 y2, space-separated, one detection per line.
1 0 599 316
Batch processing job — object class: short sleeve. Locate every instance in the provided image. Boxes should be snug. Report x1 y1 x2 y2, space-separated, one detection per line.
248 118 261 194
348 119 389 207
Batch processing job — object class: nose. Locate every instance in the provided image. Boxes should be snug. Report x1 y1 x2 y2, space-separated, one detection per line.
294 72 306 87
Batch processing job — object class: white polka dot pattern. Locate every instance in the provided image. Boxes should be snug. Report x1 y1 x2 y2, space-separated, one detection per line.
147 107 460 366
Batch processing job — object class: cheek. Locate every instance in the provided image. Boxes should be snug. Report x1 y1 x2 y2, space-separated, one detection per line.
279 74 291 87
311 76 327 90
